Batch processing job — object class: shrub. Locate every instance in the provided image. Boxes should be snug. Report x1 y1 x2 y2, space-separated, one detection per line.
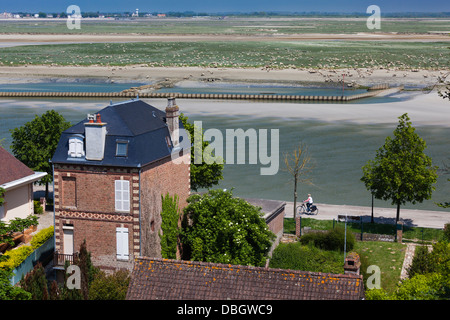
394 273 446 300
365 288 391 300
407 245 431 278
88 270 130 300
443 223 450 242
300 226 355 252
33 200 43 214
30 226 54 249
269 242 343 274
0 246 33 271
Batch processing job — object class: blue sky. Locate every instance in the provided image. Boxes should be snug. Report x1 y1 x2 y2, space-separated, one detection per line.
1 0 449 13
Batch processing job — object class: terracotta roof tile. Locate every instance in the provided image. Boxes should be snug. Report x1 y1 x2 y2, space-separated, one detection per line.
126 257 365 300
0 146 34 185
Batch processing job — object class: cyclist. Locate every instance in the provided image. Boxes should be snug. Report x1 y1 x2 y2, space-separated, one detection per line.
303 194 313 212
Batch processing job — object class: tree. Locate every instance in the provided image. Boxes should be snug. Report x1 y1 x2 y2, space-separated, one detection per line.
20 262 49 300
74 239 99 300
0 268 31 300
10 110 71 200
361 113 437 222
179 113 224 191
181 189 275 267
283 143 314 217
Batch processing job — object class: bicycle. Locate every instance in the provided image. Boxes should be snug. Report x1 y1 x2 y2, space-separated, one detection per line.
297 203 319 215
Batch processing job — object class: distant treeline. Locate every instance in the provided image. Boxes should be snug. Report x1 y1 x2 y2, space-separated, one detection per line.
11 11 450 18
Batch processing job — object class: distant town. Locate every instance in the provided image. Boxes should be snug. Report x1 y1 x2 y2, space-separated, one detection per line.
1 9 450 19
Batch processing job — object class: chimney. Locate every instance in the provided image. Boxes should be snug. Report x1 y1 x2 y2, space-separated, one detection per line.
84 113 107 161
165 97 180 147
344 252 361 275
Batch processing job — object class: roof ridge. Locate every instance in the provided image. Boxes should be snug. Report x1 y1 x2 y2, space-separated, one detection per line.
134 256 362 280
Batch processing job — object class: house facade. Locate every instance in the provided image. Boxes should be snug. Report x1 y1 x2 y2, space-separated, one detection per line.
51 98 190 271
0 146 47 222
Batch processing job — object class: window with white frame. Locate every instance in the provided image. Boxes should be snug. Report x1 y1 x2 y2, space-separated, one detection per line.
116 227 129 260
68 135 85 158
115 180 130 212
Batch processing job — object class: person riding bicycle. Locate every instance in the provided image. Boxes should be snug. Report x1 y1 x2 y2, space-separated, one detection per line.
303 194 313 212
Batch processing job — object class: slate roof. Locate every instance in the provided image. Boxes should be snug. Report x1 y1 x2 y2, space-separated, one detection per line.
0 146 35 185
52 99 185 168
244 198 285 222
126 257 365 300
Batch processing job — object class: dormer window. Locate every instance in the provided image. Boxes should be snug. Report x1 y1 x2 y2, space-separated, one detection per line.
68 134 85 158
116 140 128 157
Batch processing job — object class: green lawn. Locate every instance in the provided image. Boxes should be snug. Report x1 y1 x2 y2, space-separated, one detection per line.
282 217 444 294
355 241 406 294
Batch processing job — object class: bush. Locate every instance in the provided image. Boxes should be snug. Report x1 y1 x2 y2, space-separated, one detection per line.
407 245 431 278
365 288 390 300
0 246 33 271
88 270 130 300
33 200 43 214
444 223 450 242
269 242 343 274
30 226 54 249
300 226 355 252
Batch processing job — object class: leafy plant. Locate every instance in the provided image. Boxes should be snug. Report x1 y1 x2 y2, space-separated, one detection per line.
0 215 39 246
0 246 33 271
160 193 180 259
181 189 275 267
299 226 355 252
269 242 343 274
88 270 130 300
30 226 54 249
33 200 43 214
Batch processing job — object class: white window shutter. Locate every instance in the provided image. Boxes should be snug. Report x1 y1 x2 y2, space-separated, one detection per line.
115 180 122 211
122 228 129 258
116 227 129 260
116 228 122 259
122 181 130 211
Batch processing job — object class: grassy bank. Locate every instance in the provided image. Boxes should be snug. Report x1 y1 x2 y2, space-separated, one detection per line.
0 41 448 69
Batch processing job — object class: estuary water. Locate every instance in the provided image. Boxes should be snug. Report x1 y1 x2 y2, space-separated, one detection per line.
1 79 449 212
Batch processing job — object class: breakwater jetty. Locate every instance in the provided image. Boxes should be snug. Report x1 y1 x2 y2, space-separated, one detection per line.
0 85 403 102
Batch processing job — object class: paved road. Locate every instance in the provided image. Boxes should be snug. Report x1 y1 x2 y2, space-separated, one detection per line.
284 202 450 229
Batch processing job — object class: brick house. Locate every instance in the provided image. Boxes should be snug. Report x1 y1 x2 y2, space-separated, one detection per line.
51 98 190 271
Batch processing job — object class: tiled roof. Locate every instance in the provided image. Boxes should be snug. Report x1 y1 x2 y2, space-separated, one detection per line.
0 146 35 185
52 99 187 168
126 257 365 300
